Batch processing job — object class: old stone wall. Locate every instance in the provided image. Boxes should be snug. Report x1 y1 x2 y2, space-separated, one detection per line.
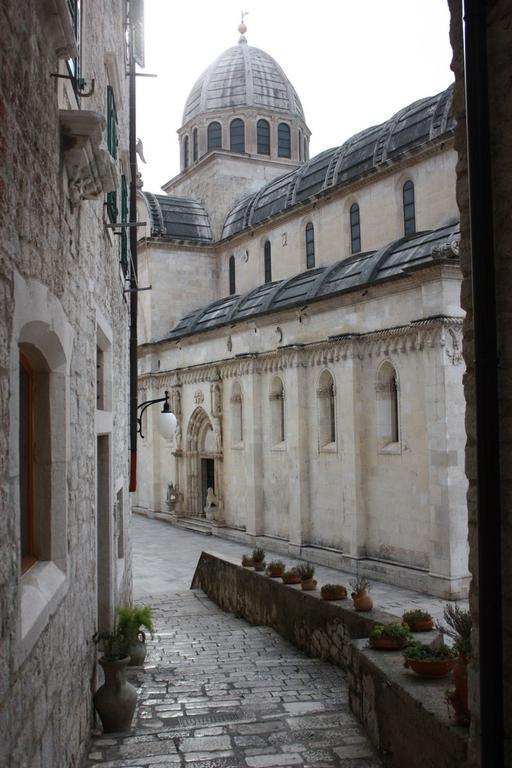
0 1 131 765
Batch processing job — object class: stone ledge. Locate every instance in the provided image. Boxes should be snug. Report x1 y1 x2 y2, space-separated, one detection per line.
191 551 469 768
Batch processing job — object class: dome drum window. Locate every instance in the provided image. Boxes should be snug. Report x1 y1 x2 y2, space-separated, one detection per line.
278 123 291 158
207 121 222 151
183 135 189 169
193 128 198 161
257 119 270 155
230 119 245 153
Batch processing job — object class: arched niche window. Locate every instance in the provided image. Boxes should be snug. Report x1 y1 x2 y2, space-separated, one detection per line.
207 121 222 151
350 203 361 254
298 129 303 161
376 361 400 450
230 118 245 153
231 381 244 445
229 254 236 295
318 370 336 448
264 240 272 283
192 127 198 162
403 180 416 235
278 122 291 158
183 135 189 169
257 119 270 155
270 377 285 444
305 222 315 269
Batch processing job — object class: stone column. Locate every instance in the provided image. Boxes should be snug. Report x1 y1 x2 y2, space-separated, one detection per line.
243 361 264 537
286 352 310 551
423 326 469 598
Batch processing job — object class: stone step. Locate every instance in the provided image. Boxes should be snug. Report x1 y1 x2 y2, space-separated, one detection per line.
175 517 213 535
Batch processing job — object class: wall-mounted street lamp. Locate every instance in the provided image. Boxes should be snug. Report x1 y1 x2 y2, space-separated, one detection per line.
137 391 177 440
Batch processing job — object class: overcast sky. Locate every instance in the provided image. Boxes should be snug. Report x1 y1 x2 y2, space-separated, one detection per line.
136 0 453 192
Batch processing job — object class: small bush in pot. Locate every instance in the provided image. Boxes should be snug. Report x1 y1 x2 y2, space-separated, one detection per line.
252 547 266 570
117 605 154 667
282 567 301 585
349 576 373 611
403 641 456 678
266 560 285 577
321 584 347 600
296 562 317 590
402 609 433 632
369 622 412 650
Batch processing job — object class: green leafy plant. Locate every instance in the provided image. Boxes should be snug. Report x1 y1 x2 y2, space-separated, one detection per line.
296 562 315 580
402 609 432 623
266 560 285 573
252 547 265 563
369 623 412 642
117 605 154 644
436 603 472 658
403 641 456 662
93 629 129 661
349 576 370 594
282 568 301 583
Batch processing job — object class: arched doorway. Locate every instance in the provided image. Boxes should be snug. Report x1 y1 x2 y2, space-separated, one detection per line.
186 407 222 518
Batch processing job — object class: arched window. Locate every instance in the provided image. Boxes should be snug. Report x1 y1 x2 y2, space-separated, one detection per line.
207 121 222 151
257 119 270 155
350 203 361 253
183 135 189 169
192 128 198 161
270 377 285 444
318 370 336 447
305 223 315 269
376 362 400 448
278 123 291 158
298 129 302 161
264 240 272 283
403 180 416 235
230 118 245 153
231 382 243 444
229 254 236 295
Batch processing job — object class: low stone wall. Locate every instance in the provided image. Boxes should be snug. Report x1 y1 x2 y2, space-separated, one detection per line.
191 551 469 768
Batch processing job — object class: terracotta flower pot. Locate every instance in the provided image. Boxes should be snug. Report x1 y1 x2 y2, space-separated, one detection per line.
94 657 137 733
405 657 455 678
409 618 434 632
301 578 317 591
370 637 407 650
352 590 373 612
321 590 347 601
268 569 284 578
282 574 301 585
242 558 254 567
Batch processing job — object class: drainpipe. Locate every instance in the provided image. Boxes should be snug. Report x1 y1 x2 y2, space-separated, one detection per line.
463 1 504 765
128 8 138 492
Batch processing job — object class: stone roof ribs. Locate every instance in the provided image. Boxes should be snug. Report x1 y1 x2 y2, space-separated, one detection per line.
221 85 454 240
164 220 460 342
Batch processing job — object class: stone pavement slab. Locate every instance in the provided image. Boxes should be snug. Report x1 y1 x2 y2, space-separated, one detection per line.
85 591 382 768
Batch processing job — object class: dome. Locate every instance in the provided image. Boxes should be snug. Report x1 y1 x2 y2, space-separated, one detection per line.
182 38 305 125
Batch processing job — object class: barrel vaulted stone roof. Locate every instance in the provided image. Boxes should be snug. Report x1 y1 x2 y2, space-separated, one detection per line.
162 220 460 342
222 85 454 239
142 193 213 243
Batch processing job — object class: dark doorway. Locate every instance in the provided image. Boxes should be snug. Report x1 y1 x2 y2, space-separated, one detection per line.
201 458 215 511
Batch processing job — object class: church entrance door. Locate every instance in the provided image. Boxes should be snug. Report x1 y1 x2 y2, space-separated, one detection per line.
201 458 215 505
186 406 222 518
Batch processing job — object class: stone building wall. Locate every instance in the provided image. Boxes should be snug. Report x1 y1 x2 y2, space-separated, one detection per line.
0 1 131 765
448 1 512 762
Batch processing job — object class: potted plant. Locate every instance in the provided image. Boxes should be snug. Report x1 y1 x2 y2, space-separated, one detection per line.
117 605 154 666
403 641 456 678
241 553 254 567
320 584 348 601
296 562 317 591
349 577 373 611
437 604 472 726
369 623 412 650
266 560 285 577
402 609 434 632
93 628 137 733
252 547 266 571
282 567 302 585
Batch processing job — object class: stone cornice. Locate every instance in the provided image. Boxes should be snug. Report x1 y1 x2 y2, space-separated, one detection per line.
138 316 464 391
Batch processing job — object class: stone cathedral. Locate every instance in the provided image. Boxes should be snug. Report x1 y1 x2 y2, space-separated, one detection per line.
134 24 468 598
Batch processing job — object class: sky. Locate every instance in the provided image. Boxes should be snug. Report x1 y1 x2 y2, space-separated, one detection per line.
136 0 453 192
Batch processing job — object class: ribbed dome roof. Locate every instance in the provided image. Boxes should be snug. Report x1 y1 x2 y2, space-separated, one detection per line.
182 38 305 125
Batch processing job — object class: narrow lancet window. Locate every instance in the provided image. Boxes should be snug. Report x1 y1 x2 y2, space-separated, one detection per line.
278 123 291 158
230 119 245 153
350 203 361 254
264 241 272 283
306 223 315 269
229 255 236 295
207 121 222 150
403 180 416 235
257 119 270 155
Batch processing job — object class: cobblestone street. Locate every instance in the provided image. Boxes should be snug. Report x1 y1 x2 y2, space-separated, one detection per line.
86 590 381 768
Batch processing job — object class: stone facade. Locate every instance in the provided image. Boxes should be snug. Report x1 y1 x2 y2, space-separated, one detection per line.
0 1 132 765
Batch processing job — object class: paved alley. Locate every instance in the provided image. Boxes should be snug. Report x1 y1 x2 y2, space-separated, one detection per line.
86 590 381 768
